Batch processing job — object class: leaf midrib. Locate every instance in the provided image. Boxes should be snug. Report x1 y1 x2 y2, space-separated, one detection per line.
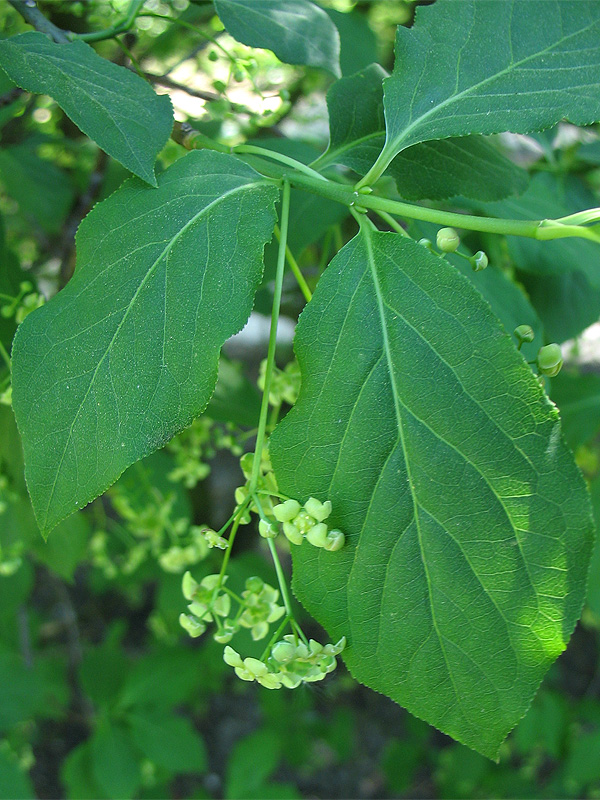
360 224 467 711
41 179 265 528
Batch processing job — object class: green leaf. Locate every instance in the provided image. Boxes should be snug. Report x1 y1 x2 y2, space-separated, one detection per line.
0 32 173 185
214 0 341 77
129 711 207 774
11 151 277 536
519 269 600 344
0 747 35 800
409 221 542 364
270 230 593 758
61 741 103 800
375 0 600 172
0 143 74 233
585 477 600 617
551 372 600 450
91 721 141 800
225 730 282 799
326 9 377 78
322 64 528 202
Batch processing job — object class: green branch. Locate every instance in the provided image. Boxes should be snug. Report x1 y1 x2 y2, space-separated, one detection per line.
8 0 69 42
69 0 146 42
249 180 291 493
282 169 600 244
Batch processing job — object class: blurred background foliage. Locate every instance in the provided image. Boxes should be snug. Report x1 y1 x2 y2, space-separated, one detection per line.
1 1 600 798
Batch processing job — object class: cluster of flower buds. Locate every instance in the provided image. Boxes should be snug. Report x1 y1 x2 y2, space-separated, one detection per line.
179 572 231 639
223 635 346 690
270 497 345 551
158 527 209 572
237 576 285 641
0 281 45 324
179 572 285 644
234 449 279 523
258 358 301 407
167 417 243 489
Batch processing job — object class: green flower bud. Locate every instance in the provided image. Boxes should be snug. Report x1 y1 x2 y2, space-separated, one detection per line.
272 640 297 663
179 613 206 638
208 49 219 61
282 521 303 545
514 324 535 344
324 530 345 552
273 499 301 522
304 497 332 522
306 522 329 548
258 519 279 539
436 227 460 253
418 238 433 250
470 250 488 271
537 343 563 377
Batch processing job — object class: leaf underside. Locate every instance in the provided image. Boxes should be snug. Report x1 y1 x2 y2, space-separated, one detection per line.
381 0 600 164
0 32 173 185
11 151 278 536
214 0 341 77
270 232 593 758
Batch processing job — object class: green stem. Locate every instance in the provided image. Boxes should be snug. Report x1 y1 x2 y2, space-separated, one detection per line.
8 0 69 42
274 225 312 302
267 538 294 619
234 145 328 184
283 171 600 243
70 0 146 41
260 615 292 660
248 180 291 493
0 341 11 372
374 209 411 238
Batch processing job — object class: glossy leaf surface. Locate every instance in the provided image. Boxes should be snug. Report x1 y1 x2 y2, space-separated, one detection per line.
11 151 278 535
322 64 528 201
378 0 600 169
0 32 173 185
271 231 593 758
214 0 341 77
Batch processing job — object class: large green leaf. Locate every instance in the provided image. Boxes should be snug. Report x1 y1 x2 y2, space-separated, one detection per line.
518 269 600 344
320 64 528 201
0 142 73 233
270 230 593 758
11 151 278 536
0 32 173 185
551 372 600 450
213 0 341 77
374 0 600 174
409 221 542 363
